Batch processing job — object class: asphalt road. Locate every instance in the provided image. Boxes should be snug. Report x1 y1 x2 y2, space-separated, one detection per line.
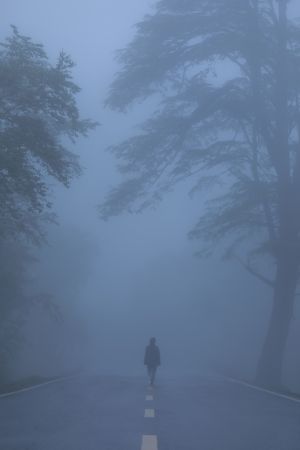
0 374 299 450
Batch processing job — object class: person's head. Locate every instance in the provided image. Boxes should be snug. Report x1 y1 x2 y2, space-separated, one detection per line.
150 337 156 345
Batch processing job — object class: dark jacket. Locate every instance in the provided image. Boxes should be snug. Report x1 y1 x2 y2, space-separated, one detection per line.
144 344 161 368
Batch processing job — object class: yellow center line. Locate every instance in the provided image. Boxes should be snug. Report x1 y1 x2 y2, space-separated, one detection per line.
141 435 158 450
144 408 155 418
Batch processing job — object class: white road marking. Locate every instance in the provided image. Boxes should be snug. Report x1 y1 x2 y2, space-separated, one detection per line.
141 435 158 450
226 377 300 404
144 408 155 418
146 394 153 401
0 375 76 399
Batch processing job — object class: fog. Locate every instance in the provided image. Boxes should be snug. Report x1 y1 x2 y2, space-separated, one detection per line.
2 0 300 396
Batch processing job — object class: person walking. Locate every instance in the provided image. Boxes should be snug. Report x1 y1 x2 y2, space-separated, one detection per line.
144 337 161 386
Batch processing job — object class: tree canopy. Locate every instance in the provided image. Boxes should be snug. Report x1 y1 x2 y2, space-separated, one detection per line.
0 27 96 379
102 0 300 265
0 26 96 244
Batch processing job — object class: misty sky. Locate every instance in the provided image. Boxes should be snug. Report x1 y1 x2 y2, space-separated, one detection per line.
2 1 300 386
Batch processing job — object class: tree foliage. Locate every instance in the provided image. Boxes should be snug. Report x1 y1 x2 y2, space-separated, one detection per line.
102 0 300 265
0 27 96 378
0 26 96 243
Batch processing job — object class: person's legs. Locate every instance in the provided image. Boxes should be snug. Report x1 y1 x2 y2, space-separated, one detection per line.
150 366 157 386
147 366 152 384
147 366 158 385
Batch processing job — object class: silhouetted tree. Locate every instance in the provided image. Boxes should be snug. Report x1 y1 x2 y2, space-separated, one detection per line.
102 0 299 388
0 27 96 378
0 26 96 243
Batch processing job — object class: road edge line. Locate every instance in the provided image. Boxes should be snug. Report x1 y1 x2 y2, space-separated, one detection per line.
0 375 77 399
225 377 300 404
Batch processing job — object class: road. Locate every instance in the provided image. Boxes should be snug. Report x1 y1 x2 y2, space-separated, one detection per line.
0 374 300 450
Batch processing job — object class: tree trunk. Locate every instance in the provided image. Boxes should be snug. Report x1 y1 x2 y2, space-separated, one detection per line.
256 0 298 391
256 256 298 389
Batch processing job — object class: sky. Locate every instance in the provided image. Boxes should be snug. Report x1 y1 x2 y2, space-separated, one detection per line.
2 0 300 387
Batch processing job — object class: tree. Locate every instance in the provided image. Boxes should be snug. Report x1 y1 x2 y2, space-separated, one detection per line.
102 0 300 388
0 26 96 244
0 27 96 378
